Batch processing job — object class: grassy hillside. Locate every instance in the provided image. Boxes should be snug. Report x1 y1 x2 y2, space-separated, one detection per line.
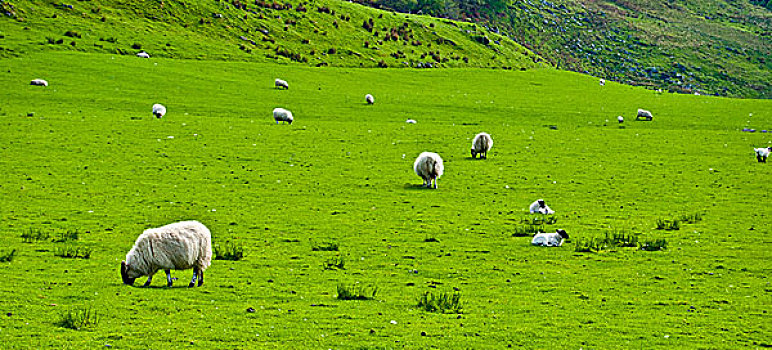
358 0 772 98
0 0 543 68
0 51 770 348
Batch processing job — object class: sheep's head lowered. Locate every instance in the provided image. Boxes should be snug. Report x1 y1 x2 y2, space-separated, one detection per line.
121 261 137 285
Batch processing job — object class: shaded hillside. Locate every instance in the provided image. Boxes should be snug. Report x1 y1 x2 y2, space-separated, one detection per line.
0 0 544 69
355 0 772 98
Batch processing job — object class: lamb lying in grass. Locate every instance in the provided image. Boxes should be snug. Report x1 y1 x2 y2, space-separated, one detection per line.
531 229 569 247
121 220 212 288
529 199 554 214
30 79 48 87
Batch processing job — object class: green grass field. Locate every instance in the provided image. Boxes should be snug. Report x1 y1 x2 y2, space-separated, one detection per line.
0 51 770 348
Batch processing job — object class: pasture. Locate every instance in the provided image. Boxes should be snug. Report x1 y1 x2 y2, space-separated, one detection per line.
0 52 770 348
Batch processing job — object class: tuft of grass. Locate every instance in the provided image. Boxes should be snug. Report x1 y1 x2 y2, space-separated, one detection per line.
679 213 703 224
21 229 49 243
54 245 92 259
512 225 543 237
323 256 345 270
575 231 640 253
417 291 463 314
336 284 378 300
604 230 639 248
423 237 440 243
655 218 681 230
312 242 339 251
214 241 244 261
58 307 98 330
0 249 16 262
574 238 606 253
639 238 668 251
521 215 558 226
52 230 79 243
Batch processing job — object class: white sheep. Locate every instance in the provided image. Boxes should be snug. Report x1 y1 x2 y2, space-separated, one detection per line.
365 94 375 105
275 78 289 90
529 199 554 214
121 220 212 288
636 109 653 121
599 79 605 86
406 119 417 124
152 104 167 118
531 229 569 247
470 132 493 159
414 152 444 189
617 116 624 124
30 79 48 87
136 51 150 58
755 147 771 163
273 107 294 124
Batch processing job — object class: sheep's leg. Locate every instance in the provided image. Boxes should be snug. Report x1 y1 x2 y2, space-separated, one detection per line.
432 177 438 189
189 267 198 288
198 270 204 287
757 154 763 162
165 270 173 287
142 273 154 287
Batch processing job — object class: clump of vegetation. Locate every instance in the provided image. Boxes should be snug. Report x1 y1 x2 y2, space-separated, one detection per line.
679 213 703 224
214 241 244 261
21 229 49 243
574 237 606 253
423 237 439 243
323 256 345 270
64 30 81 38
417 291 462 314
337 284 378 300
58 307 99 330
575 230 640 252
639 238 668 251
655 218 681 230
512 224 543 237
521 215 558 225
54 245 92 259
52 230 79 243
312 242 339 251
0 249 16 262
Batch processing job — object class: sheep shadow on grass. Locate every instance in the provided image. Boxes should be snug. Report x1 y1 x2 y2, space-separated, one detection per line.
403 183 437 190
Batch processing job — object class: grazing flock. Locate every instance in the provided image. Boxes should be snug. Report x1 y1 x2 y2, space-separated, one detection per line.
27 71 768 287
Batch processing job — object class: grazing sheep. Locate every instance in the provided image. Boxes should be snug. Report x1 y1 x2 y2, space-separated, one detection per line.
121 220 212 288
755 147 771 163
470 132 493 159
529 199 554 214
275 78 289 90
636 109 653 121
617 116 624 124
414 152 444 189
599 78 605 86
136 51 150 58
406 119 417 124
273 107 293 124
30 79 48 87
152 104 167 118
365 94 375 105
531 229 569 247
